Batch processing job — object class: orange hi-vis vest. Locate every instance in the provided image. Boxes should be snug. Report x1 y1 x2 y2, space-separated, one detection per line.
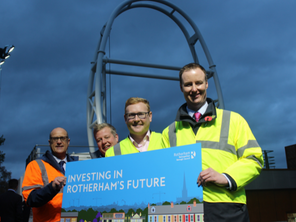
22 159 64 222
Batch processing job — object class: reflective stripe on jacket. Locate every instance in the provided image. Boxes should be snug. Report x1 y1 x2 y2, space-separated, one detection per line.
162 107 263 204
106 131 163 157
22 159 64 222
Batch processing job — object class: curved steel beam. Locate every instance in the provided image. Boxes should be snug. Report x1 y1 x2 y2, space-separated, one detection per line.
87 0 224 153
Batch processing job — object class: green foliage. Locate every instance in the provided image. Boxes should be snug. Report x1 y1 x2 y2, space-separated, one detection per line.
187 198 201 204
61 208 66 212
109 208 117 213
180 201 186 204
77 209 87 221
0 150 5 164
87 208 97 217
0 135 5 146
77 208 98 222
162 201 171 205
127 208 135 217
143 207 148 222
136 208 142 214
0 136 11 195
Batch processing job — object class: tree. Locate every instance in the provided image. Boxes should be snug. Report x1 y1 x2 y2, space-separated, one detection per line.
109 208 117 213
143 207 148 222
78 208 98 222
86 208 98 221
0 136 4 146
127 208 135 217
187 198 201 204
0 135 11 194
136 208 142 215
162 201 171 205
78 209 87 222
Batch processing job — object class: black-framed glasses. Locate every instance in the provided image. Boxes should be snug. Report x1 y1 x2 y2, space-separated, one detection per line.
125 112 150 120
50 136 68 142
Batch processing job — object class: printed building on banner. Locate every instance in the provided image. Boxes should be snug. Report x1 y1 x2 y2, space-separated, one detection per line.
101 212 144 222
148 200 204 222
130 213 145 222
60 212 78 222
102 212 125 222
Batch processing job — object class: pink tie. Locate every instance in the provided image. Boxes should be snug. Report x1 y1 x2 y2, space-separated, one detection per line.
194 112 202 122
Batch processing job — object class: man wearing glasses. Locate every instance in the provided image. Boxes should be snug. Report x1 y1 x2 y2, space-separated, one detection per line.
22 127 78 222
105 97 162 156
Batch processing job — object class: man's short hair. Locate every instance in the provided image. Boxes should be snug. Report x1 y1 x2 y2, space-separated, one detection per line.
179 63 208 84
93 123 117 137
8 179 18 190
125 97 151 113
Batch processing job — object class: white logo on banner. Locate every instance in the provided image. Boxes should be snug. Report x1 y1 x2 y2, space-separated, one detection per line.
174 151 195 161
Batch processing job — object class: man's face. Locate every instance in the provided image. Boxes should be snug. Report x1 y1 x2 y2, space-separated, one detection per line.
180 68 208 110
49 127 70 159
95 127 119 157
125 102 152 137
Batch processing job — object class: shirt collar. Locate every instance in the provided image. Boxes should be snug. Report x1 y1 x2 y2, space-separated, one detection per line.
129 130 151 148
187 101 208 117
53 155 67 164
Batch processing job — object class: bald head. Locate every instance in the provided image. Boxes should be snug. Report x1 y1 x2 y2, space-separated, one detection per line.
49 127 68 139
48 127 70 159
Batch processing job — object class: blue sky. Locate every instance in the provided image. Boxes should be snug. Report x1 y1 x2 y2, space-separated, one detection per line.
1 0 296 179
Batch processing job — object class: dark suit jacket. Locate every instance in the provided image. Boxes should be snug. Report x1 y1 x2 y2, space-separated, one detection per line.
0 189 22 222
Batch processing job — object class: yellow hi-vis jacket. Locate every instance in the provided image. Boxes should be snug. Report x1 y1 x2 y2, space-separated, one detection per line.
162 105 263 204
106 131 163 157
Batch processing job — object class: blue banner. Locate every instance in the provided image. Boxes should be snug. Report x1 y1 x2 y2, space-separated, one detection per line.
62 143 202 211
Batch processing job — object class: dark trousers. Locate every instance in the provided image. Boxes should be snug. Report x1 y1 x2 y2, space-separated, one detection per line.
204 201 250 222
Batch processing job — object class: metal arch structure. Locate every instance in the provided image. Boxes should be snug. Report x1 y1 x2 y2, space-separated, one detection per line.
87 0 225 154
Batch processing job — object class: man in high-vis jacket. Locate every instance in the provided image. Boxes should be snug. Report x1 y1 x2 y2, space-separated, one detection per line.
161 63 263 222
106 97 162 157
22 127 78 222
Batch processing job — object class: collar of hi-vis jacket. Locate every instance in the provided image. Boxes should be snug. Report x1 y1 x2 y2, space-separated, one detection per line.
41 150 78 173
175 98 217 134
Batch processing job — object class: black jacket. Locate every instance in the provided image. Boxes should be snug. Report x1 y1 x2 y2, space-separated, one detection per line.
0 190 22 222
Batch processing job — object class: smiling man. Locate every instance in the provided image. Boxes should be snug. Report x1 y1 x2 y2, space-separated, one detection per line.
161 63 263 222
105 97 162 157
22 127 78 222
90 123 119 158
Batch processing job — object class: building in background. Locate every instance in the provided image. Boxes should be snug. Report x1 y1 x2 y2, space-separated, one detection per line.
245 144 296 222
285 144 296 169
